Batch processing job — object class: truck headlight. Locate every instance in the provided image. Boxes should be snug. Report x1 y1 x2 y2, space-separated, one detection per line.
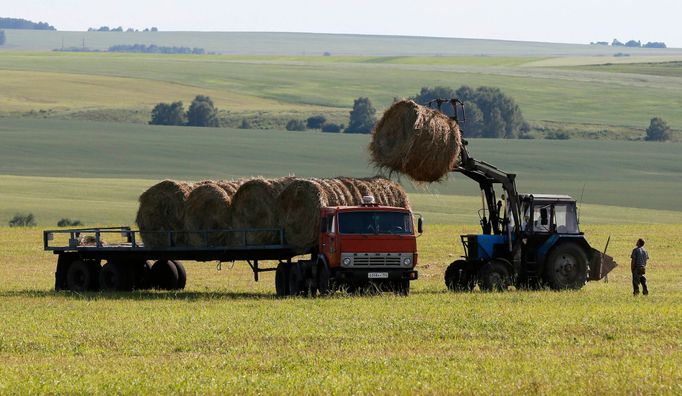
342 257 352 266
403 257 412 266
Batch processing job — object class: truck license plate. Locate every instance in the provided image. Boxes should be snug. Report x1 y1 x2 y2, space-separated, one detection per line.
368 272 389 279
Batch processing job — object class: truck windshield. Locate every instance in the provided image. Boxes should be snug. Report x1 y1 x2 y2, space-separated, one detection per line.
338 211 412 235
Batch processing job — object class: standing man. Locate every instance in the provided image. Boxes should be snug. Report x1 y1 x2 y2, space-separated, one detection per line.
631 238 649 296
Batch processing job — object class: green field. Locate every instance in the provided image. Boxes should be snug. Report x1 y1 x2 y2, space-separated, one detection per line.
1 224 680 393
1 51 682 134
2 118 681 228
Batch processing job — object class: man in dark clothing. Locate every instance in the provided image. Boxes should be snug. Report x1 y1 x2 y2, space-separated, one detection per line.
631 238 649 296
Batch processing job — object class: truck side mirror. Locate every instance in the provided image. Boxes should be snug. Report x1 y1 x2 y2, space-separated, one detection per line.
417 217 424 234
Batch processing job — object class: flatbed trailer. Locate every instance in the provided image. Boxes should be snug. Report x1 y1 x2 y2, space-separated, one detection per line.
44 226 302 292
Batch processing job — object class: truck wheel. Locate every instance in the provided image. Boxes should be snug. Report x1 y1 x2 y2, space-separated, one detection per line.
275 263 290 297
66 260 99 292
150 260 179 290
444 260 474 292
171 260 187 290
316 261 331 296
393 279 410 296
99 261 133 291
478 260 511 292
545 243 588 290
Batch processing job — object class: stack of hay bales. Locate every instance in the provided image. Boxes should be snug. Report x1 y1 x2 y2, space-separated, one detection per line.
369 99 462 182
136 176 410 252
276 177 410 253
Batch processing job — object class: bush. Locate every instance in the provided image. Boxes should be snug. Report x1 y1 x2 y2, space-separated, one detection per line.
286 119 306 131
239 119 252 129
149 101 185 125
57 218 83 227
306 115 327 129
321 123 344 133
9 213 36 227
545 131 571 140
645 117 672 141
0 30 5 46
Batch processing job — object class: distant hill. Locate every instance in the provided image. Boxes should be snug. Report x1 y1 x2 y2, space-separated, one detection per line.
1 30 680 56
0 17 55 30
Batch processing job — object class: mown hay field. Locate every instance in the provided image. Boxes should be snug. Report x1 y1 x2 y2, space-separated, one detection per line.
1 223 680 394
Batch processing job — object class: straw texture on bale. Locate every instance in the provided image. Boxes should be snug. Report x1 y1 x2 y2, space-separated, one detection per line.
228 177 294 245
369 99 462 182
183 182 233 247
277 177 410 253
136 180 193 248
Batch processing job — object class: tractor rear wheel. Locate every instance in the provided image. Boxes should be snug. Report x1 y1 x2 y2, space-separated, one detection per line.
545 243 588 290
444 260 475 292
478 260 512 292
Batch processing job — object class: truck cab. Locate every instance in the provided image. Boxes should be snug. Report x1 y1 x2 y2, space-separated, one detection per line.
281 197 420 296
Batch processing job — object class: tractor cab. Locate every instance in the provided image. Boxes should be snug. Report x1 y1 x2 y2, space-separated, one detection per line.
520 194 580 236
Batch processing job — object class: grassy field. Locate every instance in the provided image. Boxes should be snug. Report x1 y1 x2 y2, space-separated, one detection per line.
2 118 681 226
3 30 682 56
1 52 682 132
1 224 680 393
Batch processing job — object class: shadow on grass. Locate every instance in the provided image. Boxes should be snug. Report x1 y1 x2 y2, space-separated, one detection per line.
0 289 278 301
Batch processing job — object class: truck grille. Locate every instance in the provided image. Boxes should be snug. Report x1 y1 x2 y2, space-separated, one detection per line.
341 253 413 268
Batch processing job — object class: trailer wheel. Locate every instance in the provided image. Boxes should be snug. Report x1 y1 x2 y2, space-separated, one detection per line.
478 260 512 292
131 260 152 290
150 260 179 290
275 262 290 297
545 243 588 290
444 260 475 292
66 260 99 292
288 263 307 297
171 260 187 290
99 261 133 291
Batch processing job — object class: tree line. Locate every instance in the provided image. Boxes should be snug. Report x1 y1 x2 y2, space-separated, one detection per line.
88 26 158 32
0 17 55 30
591 39 667 48
109 44 205 55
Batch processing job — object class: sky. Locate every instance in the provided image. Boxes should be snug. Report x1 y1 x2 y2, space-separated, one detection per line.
3 0 681 47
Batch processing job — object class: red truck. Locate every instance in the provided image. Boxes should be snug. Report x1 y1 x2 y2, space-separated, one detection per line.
44 197 420 296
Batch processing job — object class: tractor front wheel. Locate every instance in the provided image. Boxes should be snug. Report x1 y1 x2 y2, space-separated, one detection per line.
444 260 475 292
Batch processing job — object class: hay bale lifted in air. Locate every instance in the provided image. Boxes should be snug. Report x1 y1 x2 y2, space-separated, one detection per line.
228 177 294 245
183 182 233 247
369 99 462 182
135 180 193 248
277 177 410 253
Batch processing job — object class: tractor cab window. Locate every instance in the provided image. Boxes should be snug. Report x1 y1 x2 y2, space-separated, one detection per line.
554 204 579 234
532 205 552 233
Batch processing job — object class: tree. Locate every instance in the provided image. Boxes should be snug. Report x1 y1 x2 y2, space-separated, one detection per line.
286 119 306 131
9 213 36 227
321 123 344 133
643 42 666 48
645 117 672 141
186 95 219 127
612 39 624 46
345 97 376 134
149 101 185 125
0 30 5 46
58 218 83 227
306 115 326 129
462 102 484 138
625 40 641 48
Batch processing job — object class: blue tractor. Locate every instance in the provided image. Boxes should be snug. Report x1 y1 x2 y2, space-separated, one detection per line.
430 99 617 291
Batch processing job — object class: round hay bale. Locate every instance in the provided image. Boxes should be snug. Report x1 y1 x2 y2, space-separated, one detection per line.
215 180 242 196
359 177 389 205
327 178 354 206
338 177 364 205
369 99 462 182
229 177 294 245
183 182 232 247
276 179 328 253
315 179 342 206
135 180 193 248
350 178 376 202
